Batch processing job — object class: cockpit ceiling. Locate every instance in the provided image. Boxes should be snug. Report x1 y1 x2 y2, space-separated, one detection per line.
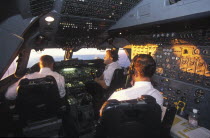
57 16 115 37
61 0 141 21
29 0 141 49
55 16 115 47
29 0 55 16
56 0 141 48
29 0 141 48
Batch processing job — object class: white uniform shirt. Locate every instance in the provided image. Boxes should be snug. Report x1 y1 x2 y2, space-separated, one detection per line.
5 67 66 100
103 62 121 87
108 81 163 106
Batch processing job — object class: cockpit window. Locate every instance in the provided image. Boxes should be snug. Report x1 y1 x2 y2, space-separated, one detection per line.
27 49 65 67
1 48 130 80
27 48 105 67
27 48 130 68
118 48 130 68
72 48 106 60
73 48 130 67
1 57 18 80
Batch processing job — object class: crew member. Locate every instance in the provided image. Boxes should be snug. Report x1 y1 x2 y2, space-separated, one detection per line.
86 49 121 118
94 49 121 89
100 54 163 116
5 55 66 100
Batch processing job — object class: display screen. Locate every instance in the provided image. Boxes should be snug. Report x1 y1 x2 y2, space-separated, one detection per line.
59 67 97 88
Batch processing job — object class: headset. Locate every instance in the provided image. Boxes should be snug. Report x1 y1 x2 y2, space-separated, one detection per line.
109 49 119 62
125 54 141 88
124 54 156 88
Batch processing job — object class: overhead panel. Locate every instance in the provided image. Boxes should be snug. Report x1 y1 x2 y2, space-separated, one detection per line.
55 0 141 48
61 0 141 21
56 16 114 47
29 0 55 16
111 0 209 30
57 16 114 37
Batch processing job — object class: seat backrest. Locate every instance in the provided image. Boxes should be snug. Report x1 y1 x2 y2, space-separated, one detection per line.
108 69 126 94
95 95 162 138
16 76 61 122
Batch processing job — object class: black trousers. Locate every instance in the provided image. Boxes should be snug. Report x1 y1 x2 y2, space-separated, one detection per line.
61 97 79 138
62 110 79 138
85 81 106 119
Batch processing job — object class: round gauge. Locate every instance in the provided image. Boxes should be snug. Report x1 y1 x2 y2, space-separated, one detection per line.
194 98 201 104
198 62 204 67
171 32 175 37
176 90 181 94
166 58 170 63
166 64 171 69
156 68 163 74
182 60 187 64
190 61 194 65
205 81 210 87
203 50 208 55
194 49 200 54
162 63 166 67
195 89 205 97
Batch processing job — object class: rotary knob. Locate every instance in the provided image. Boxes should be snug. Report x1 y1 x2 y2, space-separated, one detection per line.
176 90 181 94
194 98 201 104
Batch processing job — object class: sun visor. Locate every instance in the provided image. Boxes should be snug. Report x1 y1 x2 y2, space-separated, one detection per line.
112 38 130 48
0 29 23 79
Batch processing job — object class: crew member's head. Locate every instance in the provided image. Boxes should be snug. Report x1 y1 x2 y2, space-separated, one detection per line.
131 54 156 80
39 55 55 70
104 50 119 65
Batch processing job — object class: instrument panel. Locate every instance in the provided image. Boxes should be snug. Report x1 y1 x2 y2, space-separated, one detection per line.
126 28 210 129
59 67 97 88
54 59 103 132
154 45 210 88
55 59 104 94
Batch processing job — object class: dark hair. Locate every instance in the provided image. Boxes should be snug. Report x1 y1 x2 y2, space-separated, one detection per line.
107 50 119 62
40 55 55 67
132 54 156 78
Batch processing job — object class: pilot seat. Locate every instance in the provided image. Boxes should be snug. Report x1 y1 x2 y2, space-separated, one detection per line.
86 68 126 119
95 95 162 138
105 68 126 98
14 75 66 137
100 68 126 105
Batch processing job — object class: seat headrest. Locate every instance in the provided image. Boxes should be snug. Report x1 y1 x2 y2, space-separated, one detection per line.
96 95 162 138
108 95 156 104
104 95 158 112
19 75 56 86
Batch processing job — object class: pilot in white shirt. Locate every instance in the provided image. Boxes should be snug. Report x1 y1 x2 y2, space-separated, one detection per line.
100 54 163 116
108 54 163 105
94 50 121 89
109 81 163 106
5 55 66 100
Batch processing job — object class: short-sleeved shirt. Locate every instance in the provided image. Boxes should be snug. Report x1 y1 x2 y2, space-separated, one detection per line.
5 67 66 100
108 81 163 106
103 62 121 87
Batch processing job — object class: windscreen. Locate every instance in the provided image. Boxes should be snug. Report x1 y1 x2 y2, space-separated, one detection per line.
27 48 130 68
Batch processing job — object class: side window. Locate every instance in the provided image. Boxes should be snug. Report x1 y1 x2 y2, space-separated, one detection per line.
1 57 18 80
118 48 131 68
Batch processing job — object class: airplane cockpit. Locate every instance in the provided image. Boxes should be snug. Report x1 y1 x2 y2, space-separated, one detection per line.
1 0 210 137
